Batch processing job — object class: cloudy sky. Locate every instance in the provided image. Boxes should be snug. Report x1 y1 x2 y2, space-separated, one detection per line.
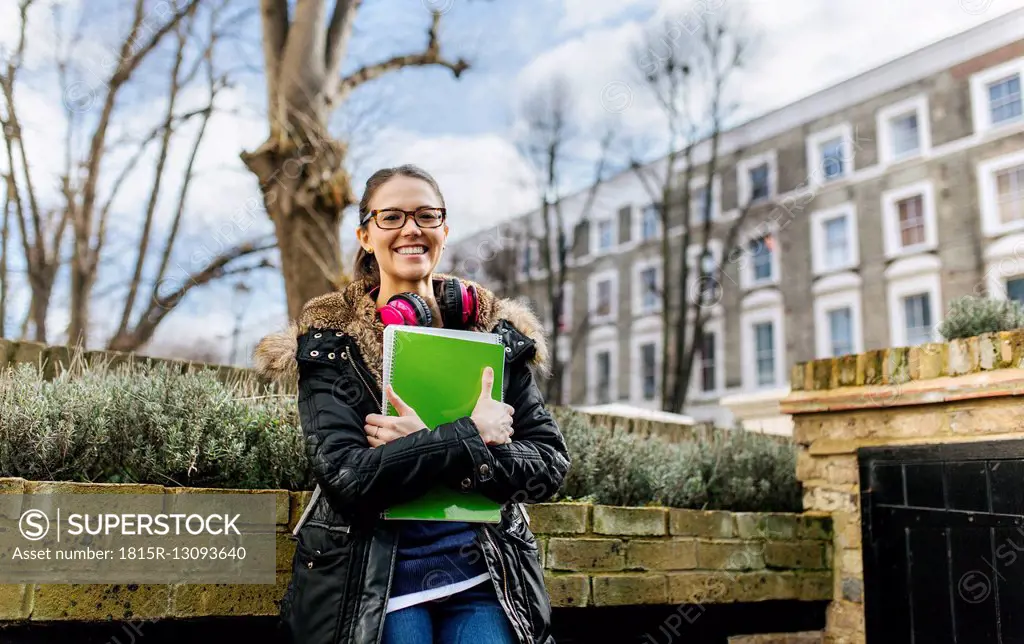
1 0 1022 362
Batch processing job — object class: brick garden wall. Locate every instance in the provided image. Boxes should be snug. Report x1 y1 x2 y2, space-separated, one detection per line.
0 480 832 622
782 330 1024 644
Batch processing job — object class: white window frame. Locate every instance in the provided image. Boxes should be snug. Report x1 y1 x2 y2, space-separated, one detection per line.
969 56 1024 134
630 322 662 407
739 223 781 289
633 257 662 316
886 260 942 348
689 175 722 224
591 217 617 256
876 94 931 166
557 282 574 331
810 203 860 276
689 315 725 400
978 149 1024 238
636 202 663 242
588 268 619 326
736 150 778 207
685 240 725 316
813 288 864 359
586 329 618 405
740 294 786 391
806 123 854 187
984 233 1024 300
881 179 938 259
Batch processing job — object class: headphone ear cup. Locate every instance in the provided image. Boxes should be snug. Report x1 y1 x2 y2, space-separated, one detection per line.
378 292 433 327
441 278 463 329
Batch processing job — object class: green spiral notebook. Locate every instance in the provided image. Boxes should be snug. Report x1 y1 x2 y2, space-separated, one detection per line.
380 325 506 523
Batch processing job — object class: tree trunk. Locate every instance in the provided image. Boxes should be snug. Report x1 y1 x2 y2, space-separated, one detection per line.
243 135 353 320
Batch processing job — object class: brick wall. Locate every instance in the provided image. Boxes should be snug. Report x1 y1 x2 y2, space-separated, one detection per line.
782 329 1024 644
0 480 832 622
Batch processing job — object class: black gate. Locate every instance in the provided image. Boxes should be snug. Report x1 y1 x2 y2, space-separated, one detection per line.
859 440 1024 644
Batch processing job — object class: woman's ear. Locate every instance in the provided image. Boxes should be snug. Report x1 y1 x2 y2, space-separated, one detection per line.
356 227 371 252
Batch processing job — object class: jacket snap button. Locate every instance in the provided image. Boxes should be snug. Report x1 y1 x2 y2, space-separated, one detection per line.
340 351 347 359
314 333 322 338
460 477 472 490
335 331 343 337
517 341 524 346
328 352 335 359
479 464 490 477
307 561 313 569
310 350 320 357
505 347 511 353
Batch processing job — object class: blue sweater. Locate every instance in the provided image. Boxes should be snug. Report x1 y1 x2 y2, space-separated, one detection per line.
390 520 490 602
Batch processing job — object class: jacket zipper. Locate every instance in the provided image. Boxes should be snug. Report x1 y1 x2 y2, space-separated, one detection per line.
484 527 531 643
341 347 381 409
374 538 399 644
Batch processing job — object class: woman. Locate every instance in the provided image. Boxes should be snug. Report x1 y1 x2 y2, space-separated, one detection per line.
255 164 570 644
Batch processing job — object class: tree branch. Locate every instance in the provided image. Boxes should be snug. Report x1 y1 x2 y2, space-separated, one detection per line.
334 11 469 103
259 0 288 127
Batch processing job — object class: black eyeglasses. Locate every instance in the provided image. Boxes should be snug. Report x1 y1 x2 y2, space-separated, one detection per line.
363 207 446 230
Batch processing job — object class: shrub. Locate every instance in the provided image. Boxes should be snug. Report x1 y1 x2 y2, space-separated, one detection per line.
0 362 310 490
553 407 801 513
0 361 800 512
938 295 1024 341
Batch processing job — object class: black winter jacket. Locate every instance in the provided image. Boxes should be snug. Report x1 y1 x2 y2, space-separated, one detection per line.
254 275 571 644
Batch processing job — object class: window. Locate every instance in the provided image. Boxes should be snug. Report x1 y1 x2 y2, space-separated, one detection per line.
754 322 775 387
890 112 919 158
741 295 784 390
597 220 614 251
970 58 1024 133
807 124 853 186
640 267 658 312
824 216 849 268
737 151 777 207
903 293 933 347
589 269 618 324
641 204 660 241
897 195 926 248
989 74 1022 126
596 279 612 316
979 151 1024 237
827 307 854 357
996 164 1024 224
596 350 611 403
887 264 941 348
820 138 845 180
700 332 716 393
814 286 863 359
692 185 710 222
749 164 769 201
877 95 930 166
640 343 656 400
750 235 774 282
1008 277 1024 304
882 181 937 258
811 204 859 275
519 241 534 275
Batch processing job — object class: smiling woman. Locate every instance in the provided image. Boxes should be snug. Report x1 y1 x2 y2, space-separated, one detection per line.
256 164 569 644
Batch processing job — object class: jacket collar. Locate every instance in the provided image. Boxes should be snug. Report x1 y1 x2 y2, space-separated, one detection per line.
254 274 549 385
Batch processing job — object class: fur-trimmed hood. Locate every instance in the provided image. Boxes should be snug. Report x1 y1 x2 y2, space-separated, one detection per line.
254 275 549 385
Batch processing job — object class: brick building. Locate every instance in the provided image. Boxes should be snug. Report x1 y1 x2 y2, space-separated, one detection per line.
440 10 1024 433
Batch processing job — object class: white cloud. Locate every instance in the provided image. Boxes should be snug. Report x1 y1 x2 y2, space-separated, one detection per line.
558 0 653 32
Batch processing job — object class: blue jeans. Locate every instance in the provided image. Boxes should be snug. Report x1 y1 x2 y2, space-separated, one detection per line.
381 582 518 644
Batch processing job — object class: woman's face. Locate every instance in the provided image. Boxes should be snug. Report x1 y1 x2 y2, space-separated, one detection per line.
358 175 449 284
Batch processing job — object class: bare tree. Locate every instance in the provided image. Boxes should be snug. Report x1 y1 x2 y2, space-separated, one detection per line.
513 76 618 404
2 0 275 349
630 12 756 414
243 1 475 320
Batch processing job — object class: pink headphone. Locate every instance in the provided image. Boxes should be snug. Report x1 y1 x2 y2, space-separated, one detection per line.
375 277 479 329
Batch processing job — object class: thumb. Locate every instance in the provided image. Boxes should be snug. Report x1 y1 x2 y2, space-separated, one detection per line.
479 366 494 400
387 385 411 415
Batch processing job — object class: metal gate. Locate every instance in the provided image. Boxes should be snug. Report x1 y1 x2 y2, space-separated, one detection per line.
859 440 1024 644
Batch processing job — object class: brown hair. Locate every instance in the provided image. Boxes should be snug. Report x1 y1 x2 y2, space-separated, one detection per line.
354 164 447 285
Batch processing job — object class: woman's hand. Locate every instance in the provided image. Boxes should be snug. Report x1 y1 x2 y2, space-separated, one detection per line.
470 367 515 446
364 385 427 447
